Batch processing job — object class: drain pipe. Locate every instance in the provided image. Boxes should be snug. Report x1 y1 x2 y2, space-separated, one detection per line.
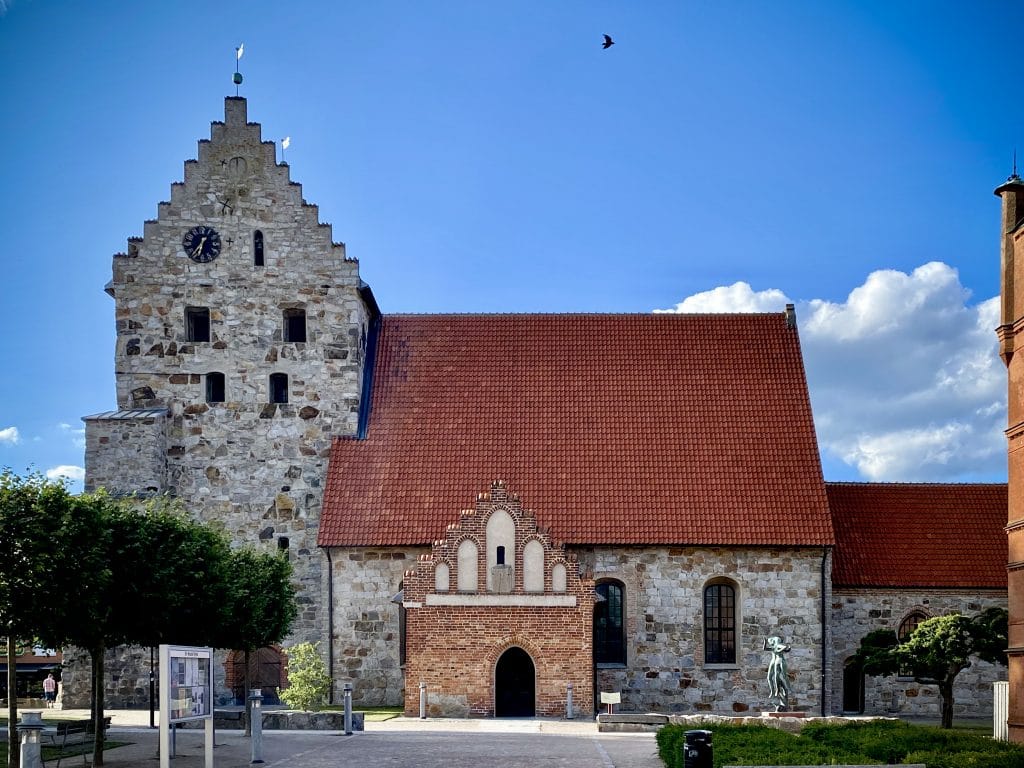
820 546 829 717
325 546 335 705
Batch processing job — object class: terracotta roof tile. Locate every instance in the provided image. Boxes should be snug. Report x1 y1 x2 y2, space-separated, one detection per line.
828 482 1007 589
319 313 834 547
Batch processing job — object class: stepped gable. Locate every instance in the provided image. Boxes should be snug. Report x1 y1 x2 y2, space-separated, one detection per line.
320 311 833 547
828 482 1008 588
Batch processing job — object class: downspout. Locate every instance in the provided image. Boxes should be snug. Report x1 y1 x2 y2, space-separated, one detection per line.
820 546 829 716
325 546 335 705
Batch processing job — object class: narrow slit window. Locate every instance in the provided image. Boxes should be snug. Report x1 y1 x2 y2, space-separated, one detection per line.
269 373 288 404
186 307 210 342
254 230 264 266
283 308 307 343
496 545 506 566
206 372 225 403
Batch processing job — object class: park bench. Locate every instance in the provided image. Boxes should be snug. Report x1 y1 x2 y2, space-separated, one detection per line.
43 717 111 768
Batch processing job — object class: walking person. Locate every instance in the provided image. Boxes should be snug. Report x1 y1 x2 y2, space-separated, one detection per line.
43 672 57 708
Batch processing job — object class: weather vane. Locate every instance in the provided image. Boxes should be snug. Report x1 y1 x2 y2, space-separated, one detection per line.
233 43 244 95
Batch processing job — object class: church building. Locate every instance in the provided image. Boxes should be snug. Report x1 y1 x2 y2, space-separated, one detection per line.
69 97 1007 720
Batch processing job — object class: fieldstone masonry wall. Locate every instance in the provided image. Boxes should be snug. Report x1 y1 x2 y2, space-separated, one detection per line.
74 97 372 708
327 545 426 706
831 588 1007 718
575 546 828 715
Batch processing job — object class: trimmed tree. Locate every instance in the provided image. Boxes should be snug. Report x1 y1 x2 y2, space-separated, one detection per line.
854 608 1008 728
280 642 330 711
213 548 297 734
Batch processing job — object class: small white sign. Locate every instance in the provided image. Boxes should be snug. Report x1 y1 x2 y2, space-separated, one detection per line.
600 691 621 704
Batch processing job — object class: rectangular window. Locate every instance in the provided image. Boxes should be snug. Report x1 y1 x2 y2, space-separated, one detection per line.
269 373 288 404
186 307 210 343
283 309 307 343
206 372 225 403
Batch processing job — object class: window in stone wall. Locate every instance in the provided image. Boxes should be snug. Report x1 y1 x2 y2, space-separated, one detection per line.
898 611 927 641
594 580 625 665
206 372 225 403
186 306 210 342
704 581 737 664
283 308 307 343
254 230 265 266
269 373 288 404
897 611 928 676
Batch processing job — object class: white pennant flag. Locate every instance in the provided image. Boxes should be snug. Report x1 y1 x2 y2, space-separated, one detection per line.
282 137 291 150
236 43 244 60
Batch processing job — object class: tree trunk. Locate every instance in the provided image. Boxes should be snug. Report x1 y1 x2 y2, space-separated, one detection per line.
939 679 955 729
91 646 106 766
7 635 19 768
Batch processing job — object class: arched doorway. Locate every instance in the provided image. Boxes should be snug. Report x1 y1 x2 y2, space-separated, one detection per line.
842 657 864 713
495 647 535 717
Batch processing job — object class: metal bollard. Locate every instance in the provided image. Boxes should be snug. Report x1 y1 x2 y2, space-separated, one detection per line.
249 687 264 764
19 711 45 768
419 681 427 719
343 683 353 735
566 682 574 719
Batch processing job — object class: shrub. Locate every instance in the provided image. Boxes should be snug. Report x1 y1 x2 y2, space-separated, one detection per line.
279 642 331 712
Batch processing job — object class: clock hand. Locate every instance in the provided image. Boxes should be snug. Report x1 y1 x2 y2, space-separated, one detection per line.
192 236 207 257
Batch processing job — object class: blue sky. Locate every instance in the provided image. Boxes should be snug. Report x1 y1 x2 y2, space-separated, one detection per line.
1 0 1021 491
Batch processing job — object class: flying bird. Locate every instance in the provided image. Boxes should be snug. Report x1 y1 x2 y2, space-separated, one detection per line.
602 34 614 49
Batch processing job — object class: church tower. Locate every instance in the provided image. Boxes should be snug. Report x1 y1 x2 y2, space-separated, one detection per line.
996 172 1024 742
77 97 377 705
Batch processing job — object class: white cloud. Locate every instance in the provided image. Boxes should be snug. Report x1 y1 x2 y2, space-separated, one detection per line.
655 282 790 314
59 422 86 449
45 465 85 483
0 426 20 445
659 262 1005 481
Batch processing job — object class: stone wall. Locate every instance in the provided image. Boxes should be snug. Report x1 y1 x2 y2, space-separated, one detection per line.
574 545 829 716
830 588 1007 718
77 96 371 708
327 546 426 706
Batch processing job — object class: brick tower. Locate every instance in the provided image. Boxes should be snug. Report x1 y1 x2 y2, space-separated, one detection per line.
996 172 1024 741
72 97 377 706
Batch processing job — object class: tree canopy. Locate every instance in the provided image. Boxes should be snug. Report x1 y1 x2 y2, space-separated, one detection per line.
853 608 1008 728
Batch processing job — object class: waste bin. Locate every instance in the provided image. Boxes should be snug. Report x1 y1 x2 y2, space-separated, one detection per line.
682 729 712 768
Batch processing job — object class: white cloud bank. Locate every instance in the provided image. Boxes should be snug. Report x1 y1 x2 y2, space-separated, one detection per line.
0 427 19 445
656 262 1005 481
46 465 85 483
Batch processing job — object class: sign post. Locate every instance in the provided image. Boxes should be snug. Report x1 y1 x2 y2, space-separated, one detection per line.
159 645 214 768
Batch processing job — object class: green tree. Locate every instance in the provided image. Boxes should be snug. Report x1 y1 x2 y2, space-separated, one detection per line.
854 608 1008 728
0 471 81 768
280 642 330 712
213 548 297 733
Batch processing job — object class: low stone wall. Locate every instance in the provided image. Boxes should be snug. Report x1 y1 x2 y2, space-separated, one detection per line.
598 712 897 733
179 709 363 731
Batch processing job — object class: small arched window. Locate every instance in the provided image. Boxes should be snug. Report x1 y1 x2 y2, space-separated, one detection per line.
594 580 625 665
269 373 288 404
704 580 737 664
254 230 265 266
898 611 927 641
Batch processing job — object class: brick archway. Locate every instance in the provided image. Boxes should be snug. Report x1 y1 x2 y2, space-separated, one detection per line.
494 647 535 717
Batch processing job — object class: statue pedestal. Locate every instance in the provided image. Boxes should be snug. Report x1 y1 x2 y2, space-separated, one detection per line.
761 711 806 718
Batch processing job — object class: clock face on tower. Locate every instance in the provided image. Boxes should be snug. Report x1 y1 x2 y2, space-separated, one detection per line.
182 226 222 263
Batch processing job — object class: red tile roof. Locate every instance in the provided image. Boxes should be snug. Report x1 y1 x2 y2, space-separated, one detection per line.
319 313 834 547
828 482 1007 589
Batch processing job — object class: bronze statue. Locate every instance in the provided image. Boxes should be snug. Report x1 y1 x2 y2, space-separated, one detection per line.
764 635 791 711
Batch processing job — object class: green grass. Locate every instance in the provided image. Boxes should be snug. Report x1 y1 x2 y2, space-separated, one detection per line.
0 739 130 763
656 720 1024 768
